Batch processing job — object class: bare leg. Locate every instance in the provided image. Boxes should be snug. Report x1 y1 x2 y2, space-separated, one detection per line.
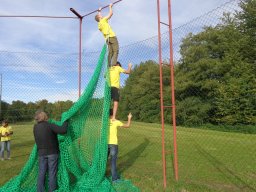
112 101 118 120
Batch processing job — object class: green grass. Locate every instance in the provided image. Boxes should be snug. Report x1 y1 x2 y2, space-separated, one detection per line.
1 122 256 191
0 122 35 185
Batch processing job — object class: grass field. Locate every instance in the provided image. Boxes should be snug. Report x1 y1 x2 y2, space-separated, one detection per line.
0 121 255 192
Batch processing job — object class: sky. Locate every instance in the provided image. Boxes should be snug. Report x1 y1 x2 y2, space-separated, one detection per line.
0 0 236 103
0 0 234 52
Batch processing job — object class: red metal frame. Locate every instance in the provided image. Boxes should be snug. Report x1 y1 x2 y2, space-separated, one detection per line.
0 15 76 19
79 18 82 97
82 0 123 17
157 0 179 189
168 0 179 181
0 14 82 96
157 0 167 188
70 8 83 97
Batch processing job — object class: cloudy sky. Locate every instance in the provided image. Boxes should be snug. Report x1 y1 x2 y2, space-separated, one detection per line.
0 0 234 52
0 0 236 103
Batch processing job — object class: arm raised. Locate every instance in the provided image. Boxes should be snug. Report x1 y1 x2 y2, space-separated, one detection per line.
122 113 132 128
124 63 132 74
105 4 113 20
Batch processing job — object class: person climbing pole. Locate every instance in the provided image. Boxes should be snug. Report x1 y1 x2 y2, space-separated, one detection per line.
95 3 119 67
110 61 132 120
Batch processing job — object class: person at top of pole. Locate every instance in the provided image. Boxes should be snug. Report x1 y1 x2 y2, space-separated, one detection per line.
95 3 119 67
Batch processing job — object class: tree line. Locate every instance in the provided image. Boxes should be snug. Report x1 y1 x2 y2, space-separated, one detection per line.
0 100 73 122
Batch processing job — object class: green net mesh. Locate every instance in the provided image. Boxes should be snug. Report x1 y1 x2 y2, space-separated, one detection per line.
0 44 139 192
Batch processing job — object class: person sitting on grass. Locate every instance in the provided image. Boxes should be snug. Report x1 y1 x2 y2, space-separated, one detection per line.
0 120 13 161
108 109 132 182
33 110 68 192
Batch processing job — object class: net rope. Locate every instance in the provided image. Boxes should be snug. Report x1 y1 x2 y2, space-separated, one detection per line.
0 44 139 192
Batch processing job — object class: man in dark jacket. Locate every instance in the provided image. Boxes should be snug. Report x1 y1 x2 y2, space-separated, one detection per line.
33 110 68 192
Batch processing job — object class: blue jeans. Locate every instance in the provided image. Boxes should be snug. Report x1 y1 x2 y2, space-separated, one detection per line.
0 141 11 159
37 154 59 192
108 144 119 181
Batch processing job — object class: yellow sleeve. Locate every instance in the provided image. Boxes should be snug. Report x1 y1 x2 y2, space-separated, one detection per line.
102 17 108 22
98 18 107 29
117 120 124 127
9 126 13 132
118 67 125 73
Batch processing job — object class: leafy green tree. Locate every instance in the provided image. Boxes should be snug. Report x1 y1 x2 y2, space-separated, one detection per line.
25 102 37 121
214 62 256 124
51 100 73 120
119 61 162 123
236 0 256 64
176 1 256 125
35 99 52 115
7 100 27 122
0 101 9 120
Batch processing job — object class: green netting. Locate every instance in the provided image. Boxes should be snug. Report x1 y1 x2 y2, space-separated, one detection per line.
0 44 139 192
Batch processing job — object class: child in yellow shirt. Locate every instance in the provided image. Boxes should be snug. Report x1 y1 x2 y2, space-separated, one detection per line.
108 109 132 182
109 61 132 120
0 120 13 160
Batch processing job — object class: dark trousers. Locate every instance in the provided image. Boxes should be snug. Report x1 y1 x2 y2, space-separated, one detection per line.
37 154 59 192
108 144 119 181
107 36 119 67
111 87 120 102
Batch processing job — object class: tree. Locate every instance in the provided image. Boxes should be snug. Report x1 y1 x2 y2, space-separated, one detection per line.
25 102 37 121
119 61 162 123
236 0 256 64
7 100 27 122
51 100 73 120
0 101 9 120
175 1 256 125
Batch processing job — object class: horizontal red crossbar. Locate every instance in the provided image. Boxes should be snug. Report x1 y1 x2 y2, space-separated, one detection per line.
82 0 123 18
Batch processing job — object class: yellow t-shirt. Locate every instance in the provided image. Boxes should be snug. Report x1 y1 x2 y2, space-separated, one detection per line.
109 66 125 88
98 17 116 40
0 126 13 142
108 119 123 145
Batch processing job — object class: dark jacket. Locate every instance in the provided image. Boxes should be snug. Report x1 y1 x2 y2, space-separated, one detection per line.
33 121 68 156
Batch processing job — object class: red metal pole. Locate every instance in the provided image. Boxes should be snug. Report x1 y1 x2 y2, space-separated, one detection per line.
168 0 178 181
82 0 123 17
0 15 76 19
70 8 83 97
78 18 82 97
157 0 167 189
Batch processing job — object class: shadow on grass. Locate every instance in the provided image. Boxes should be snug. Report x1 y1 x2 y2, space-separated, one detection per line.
118 138 150 174
11 140 35 148
11 153 31 159
195 143 256 191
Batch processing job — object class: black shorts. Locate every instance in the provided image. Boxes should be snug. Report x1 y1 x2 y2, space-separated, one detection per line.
111 87 120 102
